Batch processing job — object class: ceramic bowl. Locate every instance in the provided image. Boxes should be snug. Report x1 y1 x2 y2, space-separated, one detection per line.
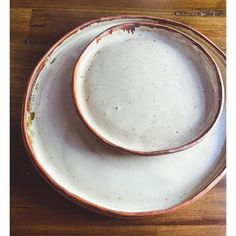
72 22 224 156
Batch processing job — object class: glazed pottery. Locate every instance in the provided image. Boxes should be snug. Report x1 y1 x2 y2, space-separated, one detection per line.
22 16 226 218
73 22 223 155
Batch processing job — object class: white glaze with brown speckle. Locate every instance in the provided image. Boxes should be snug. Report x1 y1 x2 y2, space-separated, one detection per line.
73 22 223 155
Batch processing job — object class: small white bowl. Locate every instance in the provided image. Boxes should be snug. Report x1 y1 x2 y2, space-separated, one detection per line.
72 22 224 156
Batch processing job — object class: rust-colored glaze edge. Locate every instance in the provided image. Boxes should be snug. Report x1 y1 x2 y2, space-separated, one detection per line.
21 15 226 218
72 22 224 156
81 15 226 60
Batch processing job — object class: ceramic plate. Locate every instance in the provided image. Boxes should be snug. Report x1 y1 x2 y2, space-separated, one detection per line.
22 16 226 218
73 22 223 156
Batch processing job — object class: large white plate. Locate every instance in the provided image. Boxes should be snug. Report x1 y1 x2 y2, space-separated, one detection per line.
22 16 226 218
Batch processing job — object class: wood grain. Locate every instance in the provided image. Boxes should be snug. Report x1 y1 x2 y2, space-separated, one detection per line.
11 0 226 10
28 9 226 50
11 0 226 235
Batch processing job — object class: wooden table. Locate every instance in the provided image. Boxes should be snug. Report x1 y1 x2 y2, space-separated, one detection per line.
11 1 226 235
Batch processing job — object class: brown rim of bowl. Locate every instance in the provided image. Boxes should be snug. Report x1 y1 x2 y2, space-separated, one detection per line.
72 21 224 156
21 15 226 219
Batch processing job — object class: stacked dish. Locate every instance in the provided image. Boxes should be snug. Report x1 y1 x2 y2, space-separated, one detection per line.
22 16 226 218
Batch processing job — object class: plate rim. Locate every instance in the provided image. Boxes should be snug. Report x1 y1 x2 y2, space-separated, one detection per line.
21 15 226 218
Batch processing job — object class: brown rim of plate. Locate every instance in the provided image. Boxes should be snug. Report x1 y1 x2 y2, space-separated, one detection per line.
21 15 226 218
72 21 224 156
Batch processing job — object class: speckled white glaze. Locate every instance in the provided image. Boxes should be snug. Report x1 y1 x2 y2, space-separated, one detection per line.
74 23 223 154
23 17 226 215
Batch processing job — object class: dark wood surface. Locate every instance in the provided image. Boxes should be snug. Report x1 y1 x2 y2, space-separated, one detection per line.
11 0 226 235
